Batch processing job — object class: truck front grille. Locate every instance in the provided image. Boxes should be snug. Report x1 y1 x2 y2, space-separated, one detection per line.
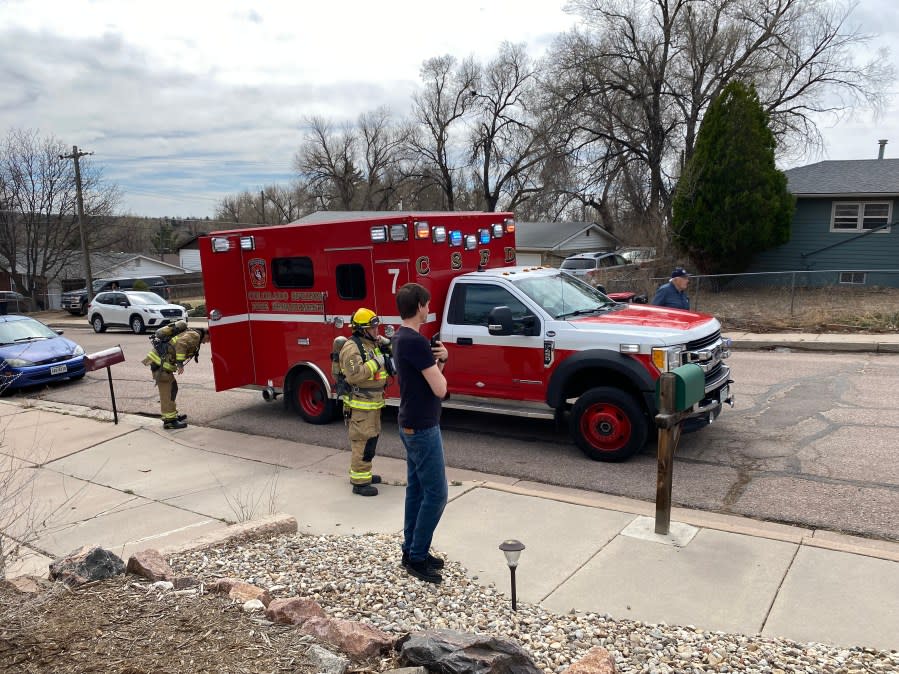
686 330 720 351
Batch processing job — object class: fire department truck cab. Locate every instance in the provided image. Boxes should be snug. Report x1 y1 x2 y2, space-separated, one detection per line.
200 212 733 462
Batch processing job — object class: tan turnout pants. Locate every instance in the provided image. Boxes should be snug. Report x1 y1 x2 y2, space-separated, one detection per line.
348 407 382 485
153 368 179 421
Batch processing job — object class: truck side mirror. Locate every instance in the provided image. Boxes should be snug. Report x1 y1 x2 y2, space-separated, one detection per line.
487 306 514 335
520 314 540 336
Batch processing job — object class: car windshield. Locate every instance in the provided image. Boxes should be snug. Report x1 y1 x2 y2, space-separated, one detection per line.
0 318 58 345
126 292 167 305
512 272 615 319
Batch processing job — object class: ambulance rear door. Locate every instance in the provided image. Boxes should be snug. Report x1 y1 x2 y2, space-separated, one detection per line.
200 234 256 391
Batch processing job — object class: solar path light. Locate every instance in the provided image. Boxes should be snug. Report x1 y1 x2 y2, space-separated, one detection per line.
498 539 525 611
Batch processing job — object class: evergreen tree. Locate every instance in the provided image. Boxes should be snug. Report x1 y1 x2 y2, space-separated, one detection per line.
671 82 794 274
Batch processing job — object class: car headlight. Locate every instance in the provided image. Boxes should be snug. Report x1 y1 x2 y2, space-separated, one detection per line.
651 345 683 372
142 308 160 314
73 345 85 356
4 358 35 367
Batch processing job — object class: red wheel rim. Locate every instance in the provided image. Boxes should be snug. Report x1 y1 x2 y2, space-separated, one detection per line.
298 379 325 417
579 402 631 452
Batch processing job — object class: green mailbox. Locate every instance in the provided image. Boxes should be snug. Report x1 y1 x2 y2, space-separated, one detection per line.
655 363 705 412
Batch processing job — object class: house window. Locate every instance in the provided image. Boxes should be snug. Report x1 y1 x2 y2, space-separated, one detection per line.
830 202 891 232
839 272 866 285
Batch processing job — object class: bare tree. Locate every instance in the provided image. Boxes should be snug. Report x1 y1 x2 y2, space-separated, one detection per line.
0 129 119 304
294 116 361 210
544 0 893 231
357 107 407 210
405 55 480 210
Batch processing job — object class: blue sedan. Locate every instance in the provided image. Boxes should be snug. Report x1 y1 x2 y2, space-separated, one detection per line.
0 315 86 393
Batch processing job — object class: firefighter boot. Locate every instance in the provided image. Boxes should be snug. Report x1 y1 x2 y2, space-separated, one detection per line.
163 418 188 430
177 414 187 422
371 475 382 484
352 483 378 497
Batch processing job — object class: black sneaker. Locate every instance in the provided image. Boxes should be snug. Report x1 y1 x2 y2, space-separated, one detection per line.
402 551 445 570
405 558 442 584
163 419 187 430
352 483 378 497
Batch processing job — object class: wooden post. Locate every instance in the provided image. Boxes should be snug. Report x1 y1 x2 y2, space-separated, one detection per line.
655 373 676 534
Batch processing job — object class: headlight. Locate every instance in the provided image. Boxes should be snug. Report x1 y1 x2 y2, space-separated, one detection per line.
4 358 35 367
651 346 683 372
142 308 160 314
72 345 85 356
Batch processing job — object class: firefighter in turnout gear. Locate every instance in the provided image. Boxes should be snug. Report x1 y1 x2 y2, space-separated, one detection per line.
339 308 392 496
142 325 211 429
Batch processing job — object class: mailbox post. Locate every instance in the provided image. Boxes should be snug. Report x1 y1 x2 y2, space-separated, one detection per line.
654 364 704 534
84 346 126 424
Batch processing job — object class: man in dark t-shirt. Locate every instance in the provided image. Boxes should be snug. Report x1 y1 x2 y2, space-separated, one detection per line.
393 282 449 584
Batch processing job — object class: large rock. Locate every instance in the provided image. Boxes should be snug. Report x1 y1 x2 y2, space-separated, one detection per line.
306 644 349 674
300 616 396 660
566 646 617 673
48 546 125 587
265 596 327 625
126 549 173 581
399 628 541 674
207 577 271 606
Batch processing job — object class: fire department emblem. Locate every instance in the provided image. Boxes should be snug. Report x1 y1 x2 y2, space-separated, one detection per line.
248 258 267 288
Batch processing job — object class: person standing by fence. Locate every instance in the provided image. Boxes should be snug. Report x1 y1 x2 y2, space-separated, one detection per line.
652 267 691 310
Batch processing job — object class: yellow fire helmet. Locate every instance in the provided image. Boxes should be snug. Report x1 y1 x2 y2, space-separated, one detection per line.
350 307 380 330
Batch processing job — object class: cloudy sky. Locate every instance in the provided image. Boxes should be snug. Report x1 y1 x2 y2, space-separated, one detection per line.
2 0 898 219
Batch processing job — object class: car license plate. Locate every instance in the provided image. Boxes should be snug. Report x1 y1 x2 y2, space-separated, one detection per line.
719 384 729 402
50 364 68 375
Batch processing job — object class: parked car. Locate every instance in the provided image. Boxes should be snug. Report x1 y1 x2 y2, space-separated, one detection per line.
87 291 187 334
0 315 86 393
560 251 632 278
62 276 171 316
618 247 657 267
0 291 36 314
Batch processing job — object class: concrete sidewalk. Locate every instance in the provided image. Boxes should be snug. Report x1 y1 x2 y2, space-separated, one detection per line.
2 399 897 652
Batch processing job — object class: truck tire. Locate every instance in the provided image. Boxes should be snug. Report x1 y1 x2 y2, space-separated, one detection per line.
290 370 337 424
79 300 88 316
570 387 647 462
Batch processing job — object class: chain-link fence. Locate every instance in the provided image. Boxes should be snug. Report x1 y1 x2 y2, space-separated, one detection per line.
593 268 899 332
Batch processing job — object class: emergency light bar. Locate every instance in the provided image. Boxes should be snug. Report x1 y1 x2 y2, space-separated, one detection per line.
478 229 491 245
240 236 255 250
504 218 516 233
492 223 504 238
211 237 232 252
449 230 463 246
389 224 408 241
464 234 477 250
414 221 430 239
370 226 388 242
432 226 447 243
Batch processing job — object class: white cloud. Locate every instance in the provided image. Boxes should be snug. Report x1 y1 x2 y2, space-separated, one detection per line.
1 0 897 218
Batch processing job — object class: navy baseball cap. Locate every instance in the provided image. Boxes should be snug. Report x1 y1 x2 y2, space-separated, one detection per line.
671 267 689 278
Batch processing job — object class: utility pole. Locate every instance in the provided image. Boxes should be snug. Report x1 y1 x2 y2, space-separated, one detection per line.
60 146 95 304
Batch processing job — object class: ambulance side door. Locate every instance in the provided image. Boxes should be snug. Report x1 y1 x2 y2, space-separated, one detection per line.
200 235 255 391
441 281 546 401
325 248 376 320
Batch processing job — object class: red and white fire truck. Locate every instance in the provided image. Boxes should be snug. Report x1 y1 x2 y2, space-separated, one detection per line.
199 212 733 461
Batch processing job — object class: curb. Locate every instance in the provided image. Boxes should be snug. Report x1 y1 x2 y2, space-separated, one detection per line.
155 513 298 557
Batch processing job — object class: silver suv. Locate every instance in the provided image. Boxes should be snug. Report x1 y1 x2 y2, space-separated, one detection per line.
560 251 631 278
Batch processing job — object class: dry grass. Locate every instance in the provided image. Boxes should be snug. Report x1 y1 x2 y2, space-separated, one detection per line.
0 579 325 673
594 266 899 333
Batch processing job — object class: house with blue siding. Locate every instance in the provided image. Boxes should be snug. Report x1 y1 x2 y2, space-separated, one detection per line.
749 155 899 287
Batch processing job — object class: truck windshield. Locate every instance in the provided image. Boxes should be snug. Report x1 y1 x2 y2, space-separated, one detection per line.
513 272 614 319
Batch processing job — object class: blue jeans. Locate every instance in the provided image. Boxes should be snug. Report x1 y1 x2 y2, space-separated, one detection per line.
399 425 448 562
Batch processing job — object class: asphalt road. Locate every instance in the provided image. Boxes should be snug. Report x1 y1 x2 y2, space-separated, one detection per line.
12 325 899 542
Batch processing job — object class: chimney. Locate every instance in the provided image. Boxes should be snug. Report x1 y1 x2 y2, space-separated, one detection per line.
878 139 887 159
